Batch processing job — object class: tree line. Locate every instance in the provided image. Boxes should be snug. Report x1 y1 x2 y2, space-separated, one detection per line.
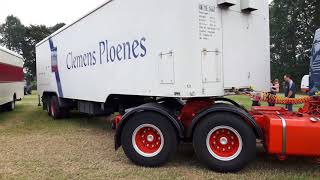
1 0 320 88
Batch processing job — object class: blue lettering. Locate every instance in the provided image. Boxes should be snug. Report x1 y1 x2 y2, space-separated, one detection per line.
110 46 116 62
123 42 131 60
116 44 122 61
92 51 96 65
140 37 147 57
66 52 72 69
99 41 105 64
132 40 139 58
66 37 147 70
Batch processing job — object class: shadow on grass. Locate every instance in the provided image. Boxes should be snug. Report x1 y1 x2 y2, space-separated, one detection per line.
58 111 113 131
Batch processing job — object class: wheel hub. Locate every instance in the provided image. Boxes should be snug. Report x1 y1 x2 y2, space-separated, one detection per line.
132 124 164 157
147 134 154 142
206 126 243 161
220 137 228 145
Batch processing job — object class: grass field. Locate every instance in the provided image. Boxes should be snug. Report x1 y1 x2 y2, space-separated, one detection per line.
0 92 319 179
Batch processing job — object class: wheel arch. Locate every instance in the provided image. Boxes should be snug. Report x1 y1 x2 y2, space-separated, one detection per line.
186 103 263 140
115 103 184 150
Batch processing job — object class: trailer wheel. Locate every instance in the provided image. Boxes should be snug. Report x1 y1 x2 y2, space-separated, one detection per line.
46 96 52 116
193 113 256 172
50 96 63 119
121 112 178 167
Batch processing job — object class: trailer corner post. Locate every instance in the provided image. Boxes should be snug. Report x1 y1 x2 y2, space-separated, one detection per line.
38 94 41 106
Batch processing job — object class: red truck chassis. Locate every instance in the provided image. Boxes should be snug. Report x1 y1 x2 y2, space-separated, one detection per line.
114 96 320 172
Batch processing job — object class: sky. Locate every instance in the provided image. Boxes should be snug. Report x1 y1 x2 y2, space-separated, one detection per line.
0 0 273 27
0 0 106 26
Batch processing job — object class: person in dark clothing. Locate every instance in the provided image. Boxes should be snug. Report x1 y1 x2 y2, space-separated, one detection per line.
284 74 296 112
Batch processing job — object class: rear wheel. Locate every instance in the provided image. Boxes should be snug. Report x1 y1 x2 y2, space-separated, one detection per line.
50 96 64 119
193 113 256 172
121 112 178 167
46 96 52 116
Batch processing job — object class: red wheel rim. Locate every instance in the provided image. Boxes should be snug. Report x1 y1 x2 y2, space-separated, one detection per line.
206 126 242 161
132 124 164 157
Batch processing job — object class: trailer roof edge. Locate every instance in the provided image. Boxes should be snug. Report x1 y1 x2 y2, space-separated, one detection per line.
0 46 24 59
36 0 114 47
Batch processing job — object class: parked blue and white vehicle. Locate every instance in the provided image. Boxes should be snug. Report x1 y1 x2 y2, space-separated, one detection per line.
309 29 320 93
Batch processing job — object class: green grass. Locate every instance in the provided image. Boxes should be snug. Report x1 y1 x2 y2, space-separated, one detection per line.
0 92 319 179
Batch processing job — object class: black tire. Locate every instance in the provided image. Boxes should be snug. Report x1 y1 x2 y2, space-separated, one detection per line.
121 112 178 167
46 96 52 116
50 96 64 119
193 112 256 172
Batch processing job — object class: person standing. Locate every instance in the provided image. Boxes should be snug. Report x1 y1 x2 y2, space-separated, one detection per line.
284 75 296 111
269 79 280 106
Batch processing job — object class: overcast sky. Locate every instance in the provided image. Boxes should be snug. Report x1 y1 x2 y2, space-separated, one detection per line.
0 0 273 26
0 0 106 26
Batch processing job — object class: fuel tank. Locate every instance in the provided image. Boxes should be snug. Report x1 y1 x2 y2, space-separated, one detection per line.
251 106 320 157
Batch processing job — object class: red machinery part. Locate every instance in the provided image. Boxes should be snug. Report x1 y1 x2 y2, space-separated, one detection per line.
178 98 213 130
114 115 122 128
251 106 320 157
298 96 320 115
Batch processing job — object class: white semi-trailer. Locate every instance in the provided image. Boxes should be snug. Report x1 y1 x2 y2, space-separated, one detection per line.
0 46 24 111
37 0 270 172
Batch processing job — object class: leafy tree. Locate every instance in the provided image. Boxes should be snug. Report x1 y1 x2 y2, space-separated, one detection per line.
50 23 65 33
0 15 26 52
270 0 320 89
22 25 51 81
